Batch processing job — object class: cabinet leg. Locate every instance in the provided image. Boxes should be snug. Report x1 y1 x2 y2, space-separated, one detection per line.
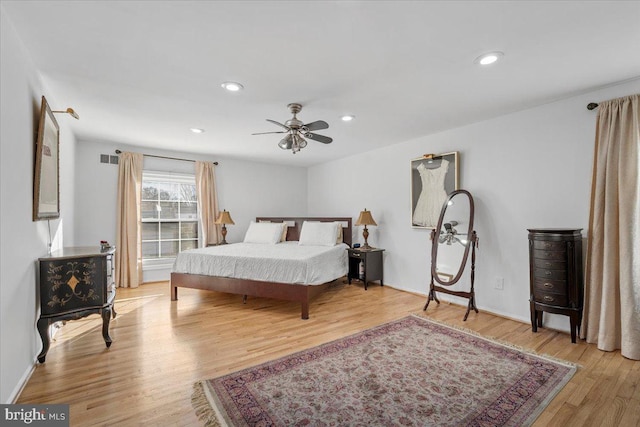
101 306 113 348
569 312 578 344
537 311 543 327
37 318 50 363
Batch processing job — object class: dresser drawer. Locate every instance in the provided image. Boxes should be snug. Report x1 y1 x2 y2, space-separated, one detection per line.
348 250 363 259
533 268 567 281
533 258 567 270
534 291 568 306
532 240 566 251
532 249 567 261
534 278 568 295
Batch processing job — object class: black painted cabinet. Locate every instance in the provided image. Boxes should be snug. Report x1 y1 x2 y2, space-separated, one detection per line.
528 229 583 343
37 247 116 362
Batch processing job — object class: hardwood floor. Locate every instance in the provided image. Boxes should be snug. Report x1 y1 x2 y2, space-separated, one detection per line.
17 281 639 426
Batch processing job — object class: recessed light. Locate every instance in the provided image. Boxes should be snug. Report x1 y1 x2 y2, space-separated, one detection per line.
474 51 504 66
341 115 355 122
190 128 205 134
221 81 244 92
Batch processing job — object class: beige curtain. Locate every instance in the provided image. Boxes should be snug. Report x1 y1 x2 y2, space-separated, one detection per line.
115 152 143 288
582 94 640 360
195 161 221 247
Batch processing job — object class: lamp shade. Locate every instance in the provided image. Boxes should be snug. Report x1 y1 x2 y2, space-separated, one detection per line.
214 210 235 225
355 209 377 226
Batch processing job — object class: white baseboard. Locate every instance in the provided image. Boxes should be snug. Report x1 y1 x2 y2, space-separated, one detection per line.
7 359 36 404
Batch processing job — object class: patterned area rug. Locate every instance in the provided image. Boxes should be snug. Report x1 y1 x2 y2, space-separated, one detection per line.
192 315 576 426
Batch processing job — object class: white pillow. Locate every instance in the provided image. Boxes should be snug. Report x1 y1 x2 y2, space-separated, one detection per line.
258 220 289 241
299 221 339 246
243 222 283 244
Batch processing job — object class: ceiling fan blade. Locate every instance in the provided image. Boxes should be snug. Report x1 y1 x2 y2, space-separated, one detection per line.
306 133 333 144
251 131 287 135
303 120 329 131
266 119 290 130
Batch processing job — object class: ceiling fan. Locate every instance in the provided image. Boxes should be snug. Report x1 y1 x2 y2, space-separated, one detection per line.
252 103 332 154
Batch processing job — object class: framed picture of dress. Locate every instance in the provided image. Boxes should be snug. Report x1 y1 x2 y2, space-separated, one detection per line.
410 151 459 229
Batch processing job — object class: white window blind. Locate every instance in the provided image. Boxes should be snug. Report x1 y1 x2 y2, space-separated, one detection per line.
141 171 198 266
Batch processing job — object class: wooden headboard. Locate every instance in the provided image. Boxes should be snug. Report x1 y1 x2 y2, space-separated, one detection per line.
255 217 352 247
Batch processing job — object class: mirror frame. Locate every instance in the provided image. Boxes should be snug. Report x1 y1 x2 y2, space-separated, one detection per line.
431 189 475 286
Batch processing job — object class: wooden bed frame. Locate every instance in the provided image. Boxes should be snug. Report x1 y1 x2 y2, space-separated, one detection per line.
170 217 352 319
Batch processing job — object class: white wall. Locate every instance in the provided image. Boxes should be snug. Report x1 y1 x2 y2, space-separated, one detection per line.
308 78 640 331
74 140 308 282
0 9 77 403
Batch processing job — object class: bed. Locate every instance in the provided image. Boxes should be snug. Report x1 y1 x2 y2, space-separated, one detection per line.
170 217 352 319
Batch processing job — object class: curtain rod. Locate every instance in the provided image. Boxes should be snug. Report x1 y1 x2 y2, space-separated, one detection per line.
115 149 218 165
587 102 599 110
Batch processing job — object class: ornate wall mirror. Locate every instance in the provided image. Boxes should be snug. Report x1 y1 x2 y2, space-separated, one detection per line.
423 189 479 320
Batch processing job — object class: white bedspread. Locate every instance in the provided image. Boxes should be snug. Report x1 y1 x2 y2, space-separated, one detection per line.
172 242 348 285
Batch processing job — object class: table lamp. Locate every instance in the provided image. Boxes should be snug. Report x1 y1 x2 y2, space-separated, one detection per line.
355 208 377 249
214 209 235 244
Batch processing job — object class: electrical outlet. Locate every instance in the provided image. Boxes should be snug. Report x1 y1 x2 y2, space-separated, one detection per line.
494 277 504 290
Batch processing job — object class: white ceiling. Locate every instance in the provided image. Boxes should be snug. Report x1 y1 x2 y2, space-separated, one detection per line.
3 1 640 166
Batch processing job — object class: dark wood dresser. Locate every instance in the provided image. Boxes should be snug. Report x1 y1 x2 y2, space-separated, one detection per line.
528 229 583 343
37 247 116 362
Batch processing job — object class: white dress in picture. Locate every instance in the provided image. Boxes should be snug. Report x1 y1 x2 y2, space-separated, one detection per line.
413 160 449 227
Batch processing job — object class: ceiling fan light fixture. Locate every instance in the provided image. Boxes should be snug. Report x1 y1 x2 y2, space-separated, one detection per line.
221 81 244 92
341 115 355 122
474 51 504 66
190 128 205 134
254 103 332 154
278 135 292 150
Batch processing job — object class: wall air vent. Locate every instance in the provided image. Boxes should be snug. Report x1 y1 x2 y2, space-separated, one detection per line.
100 154 119 165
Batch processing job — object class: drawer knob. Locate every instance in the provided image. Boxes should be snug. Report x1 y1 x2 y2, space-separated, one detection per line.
544 243 552 248
545 262 552 267
545 271 552 276
543 295 554 302
543 283 553 288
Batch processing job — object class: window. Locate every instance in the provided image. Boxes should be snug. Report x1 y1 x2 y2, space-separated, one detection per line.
141 171 198 265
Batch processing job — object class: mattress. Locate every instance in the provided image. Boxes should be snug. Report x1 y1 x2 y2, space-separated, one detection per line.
172 241 349 285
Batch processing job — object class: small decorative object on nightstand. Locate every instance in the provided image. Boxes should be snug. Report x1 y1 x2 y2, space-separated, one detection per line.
354 209 377 249
528 228 584 343
215 209 235 244
347 247 384 290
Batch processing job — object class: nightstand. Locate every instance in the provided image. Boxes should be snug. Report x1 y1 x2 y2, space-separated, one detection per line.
347 248 384 290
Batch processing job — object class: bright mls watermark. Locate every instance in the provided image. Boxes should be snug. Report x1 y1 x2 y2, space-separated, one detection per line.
1 405 69 426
